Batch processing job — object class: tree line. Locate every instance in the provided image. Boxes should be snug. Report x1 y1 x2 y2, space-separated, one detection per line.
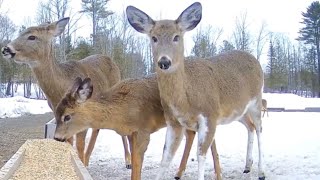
0 0 319 98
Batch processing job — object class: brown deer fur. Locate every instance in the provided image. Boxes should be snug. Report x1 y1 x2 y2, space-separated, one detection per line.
1 18 130 167
54 74 221 180
127 2 265 180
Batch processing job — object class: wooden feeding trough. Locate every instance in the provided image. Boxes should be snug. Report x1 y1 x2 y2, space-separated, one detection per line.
0 139 93 180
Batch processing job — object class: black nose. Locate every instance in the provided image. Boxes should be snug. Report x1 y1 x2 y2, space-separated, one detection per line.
158 57 171 70
2 46 15 58
54 137 66 142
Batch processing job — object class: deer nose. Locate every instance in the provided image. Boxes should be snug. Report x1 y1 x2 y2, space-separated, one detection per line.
1 46 16 58
158 56 171 70
54 137 66 142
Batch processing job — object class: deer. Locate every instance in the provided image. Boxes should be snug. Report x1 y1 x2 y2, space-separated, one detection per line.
262 99 269 117
126 2 265 180
53 74 223 180
1 18 131 168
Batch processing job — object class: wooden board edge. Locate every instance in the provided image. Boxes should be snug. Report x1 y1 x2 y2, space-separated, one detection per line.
0 147 25 180
70 152 93 180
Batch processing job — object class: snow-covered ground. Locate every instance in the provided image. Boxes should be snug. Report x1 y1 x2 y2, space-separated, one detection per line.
0 96 51 118
0 93 320 179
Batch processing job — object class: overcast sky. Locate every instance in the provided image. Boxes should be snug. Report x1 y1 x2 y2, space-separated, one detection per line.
0 0 315 64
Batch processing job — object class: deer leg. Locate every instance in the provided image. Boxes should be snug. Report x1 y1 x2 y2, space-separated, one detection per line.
197 115 217 180
210 139 222 180
84 129 100 166
240 115 255 174
155 124 184 180
262 110 265 118
174 130 196 180
249 103 265 180
253 117 265 180
128 131 150 180
122 135 132 169
76 129 88 164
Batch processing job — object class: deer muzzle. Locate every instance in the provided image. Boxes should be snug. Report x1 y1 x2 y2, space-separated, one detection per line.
54 137 66 142
158 56 172 70
1 46 16 59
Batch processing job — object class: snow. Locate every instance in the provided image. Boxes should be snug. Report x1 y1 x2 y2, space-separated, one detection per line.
1 92 320 179
0 96 51 118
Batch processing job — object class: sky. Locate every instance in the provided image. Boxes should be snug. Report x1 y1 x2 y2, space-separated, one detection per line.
0 0 315 65
1 89 320 179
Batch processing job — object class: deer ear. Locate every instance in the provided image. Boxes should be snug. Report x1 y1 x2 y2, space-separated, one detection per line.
69 77 83 98
48 17 70 37
75 77 93 103
126 5 155 34
176 2 202 32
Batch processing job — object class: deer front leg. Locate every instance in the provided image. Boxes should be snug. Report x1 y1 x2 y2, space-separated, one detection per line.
128 131 150 180
197 115 217 180
76 129 88 164
210 139 222 180
174 130 196 180
122 135 132 169
155 123 184 180
84 129 100 166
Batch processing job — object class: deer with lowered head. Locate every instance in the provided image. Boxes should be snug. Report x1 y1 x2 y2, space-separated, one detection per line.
54 74 223 180
1 18 131 168
127 2 265 180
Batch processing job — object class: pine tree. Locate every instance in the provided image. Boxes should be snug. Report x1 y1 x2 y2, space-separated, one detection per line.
298 1 320 97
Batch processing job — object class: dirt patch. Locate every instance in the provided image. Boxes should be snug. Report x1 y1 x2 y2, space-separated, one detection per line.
0 113 54 168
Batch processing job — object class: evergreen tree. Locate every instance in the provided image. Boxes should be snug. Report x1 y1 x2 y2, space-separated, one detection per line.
219 40 235 53
80 0 113 47
298 1 320 96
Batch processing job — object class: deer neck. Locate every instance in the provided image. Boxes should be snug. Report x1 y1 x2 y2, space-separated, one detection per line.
83 100 132 135
157 61 190 113
30 46 67 108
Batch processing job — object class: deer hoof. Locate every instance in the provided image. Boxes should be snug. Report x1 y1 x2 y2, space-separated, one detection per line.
243 169 250 173
126 164 132 169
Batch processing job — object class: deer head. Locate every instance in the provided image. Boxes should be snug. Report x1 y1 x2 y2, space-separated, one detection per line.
54 77 93 142
1 17 69 66
126 2 202 72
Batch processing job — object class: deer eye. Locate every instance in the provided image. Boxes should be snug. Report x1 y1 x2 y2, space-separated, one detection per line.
173 35 180 42
152 36 158 43
64 115 71 122
27 35 36 40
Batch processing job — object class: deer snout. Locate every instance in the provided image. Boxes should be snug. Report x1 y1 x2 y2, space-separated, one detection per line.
158 56 171 70
54 137 66 142
1 46 16 59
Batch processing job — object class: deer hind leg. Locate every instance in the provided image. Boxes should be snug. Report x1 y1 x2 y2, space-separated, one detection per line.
262 110 265 117
128 131 150 180
210 139 222 180
239 114 255 173
248 100 266 180
84 129 100 166
155 123 184 180
121 135 132 169
76 129 88 164
174 130 196 180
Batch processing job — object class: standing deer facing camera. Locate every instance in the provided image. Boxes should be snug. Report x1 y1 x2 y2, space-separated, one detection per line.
127 2 265 180
1 18 131 168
